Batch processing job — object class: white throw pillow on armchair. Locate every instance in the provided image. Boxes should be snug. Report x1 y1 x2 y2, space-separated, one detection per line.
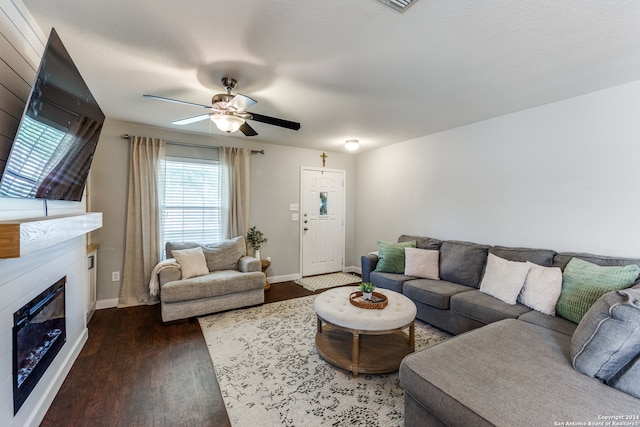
480 253 530 305
171 246 209 279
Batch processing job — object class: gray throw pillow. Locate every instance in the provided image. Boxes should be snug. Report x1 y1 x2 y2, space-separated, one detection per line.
439 240 490 288
489 246 556 267
398 235 442 250
571 288 640 383
202 236 247 271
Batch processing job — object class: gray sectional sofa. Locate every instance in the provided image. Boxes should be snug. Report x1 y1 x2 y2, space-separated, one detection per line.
361 235 640 426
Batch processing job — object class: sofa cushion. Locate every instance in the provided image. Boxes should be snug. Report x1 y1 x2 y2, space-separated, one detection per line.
479 254 530 305
489 245 556 267
519 262 563 316
374 240 416 273
404 248 439 279
553 252 640 271
370 271 413 293
439 240 490 288
556 258 640 323
202 236 247 271
399 319 640 427
450 290 531 325
607 354 640 399
161 270 265 303
171 247 209 279
398 234 442 250
518 310 577 336
403 279 473 310
571 288 640 382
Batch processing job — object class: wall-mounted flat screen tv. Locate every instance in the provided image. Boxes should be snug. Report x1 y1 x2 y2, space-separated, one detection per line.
0 28 104 202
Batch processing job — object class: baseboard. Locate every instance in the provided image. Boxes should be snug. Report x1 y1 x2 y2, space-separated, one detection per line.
96 298 119 310
269 273 301 284
344 266 361 275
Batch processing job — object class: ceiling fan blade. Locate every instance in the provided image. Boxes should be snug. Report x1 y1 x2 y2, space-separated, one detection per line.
143 94 213 110
228 93 257 112
240 122 258 137
172 113 211 125
248 112 301 131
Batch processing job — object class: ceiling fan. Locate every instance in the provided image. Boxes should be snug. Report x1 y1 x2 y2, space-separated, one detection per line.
143 77 301 136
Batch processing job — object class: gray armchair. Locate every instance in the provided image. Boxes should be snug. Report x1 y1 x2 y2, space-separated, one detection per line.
158 236 265 322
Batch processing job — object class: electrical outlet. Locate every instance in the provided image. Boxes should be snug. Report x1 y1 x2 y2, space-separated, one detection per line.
112 271 120 282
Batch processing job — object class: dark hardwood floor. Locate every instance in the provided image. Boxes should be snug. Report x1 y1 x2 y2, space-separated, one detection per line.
41 280 346 427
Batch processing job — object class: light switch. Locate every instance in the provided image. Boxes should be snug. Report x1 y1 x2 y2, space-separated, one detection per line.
289 203 299 211
292 213 299 221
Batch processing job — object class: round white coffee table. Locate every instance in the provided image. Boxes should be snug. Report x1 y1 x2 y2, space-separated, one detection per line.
314 286 417 376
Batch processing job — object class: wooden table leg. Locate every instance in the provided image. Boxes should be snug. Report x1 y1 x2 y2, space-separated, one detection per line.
409 321 415 351
352 330 360 377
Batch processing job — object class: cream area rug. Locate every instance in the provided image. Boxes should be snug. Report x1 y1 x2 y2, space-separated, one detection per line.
198 295 450 427
295 272 361 291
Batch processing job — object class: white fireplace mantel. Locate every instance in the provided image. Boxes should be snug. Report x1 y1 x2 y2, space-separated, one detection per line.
0 212 102 258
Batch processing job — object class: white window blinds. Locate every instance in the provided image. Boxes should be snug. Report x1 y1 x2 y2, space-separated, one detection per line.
162 156 222 246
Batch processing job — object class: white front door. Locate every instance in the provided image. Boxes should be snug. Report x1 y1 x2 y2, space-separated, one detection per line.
301 168 345 276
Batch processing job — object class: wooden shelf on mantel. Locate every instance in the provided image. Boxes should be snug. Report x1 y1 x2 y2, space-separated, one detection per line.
0 212 102 259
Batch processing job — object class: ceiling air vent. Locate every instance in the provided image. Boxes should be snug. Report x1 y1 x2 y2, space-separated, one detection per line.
376 0 419 12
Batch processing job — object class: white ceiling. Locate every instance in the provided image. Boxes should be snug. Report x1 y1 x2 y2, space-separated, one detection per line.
22 0 640 153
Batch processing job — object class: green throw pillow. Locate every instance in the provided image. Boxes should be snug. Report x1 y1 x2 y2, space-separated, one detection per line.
374 240 417 274
556 258 640 324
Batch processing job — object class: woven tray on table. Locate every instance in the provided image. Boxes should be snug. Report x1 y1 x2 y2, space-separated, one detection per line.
349 291 388 309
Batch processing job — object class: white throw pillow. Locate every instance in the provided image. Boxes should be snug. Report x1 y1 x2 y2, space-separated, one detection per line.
479 253 530 305
518 262 563 315
404 248 440 279
171 246 209 279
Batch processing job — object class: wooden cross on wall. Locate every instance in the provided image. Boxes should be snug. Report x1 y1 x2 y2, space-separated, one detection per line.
321 152 328 167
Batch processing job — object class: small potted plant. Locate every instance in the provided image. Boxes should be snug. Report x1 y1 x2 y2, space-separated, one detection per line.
359 282 375 301
247 226 267 260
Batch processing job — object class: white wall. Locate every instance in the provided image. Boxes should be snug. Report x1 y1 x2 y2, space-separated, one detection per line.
0 1 89 425
89 120 356 304
355 81 640 259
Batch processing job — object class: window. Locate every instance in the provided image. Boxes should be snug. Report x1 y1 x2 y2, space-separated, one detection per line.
162 157 222 250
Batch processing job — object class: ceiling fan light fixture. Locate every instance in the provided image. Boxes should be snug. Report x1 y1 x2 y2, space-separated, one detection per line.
211 113 245 133
344 139 360 151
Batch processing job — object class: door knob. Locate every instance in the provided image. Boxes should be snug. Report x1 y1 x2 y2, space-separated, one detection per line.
303 227 309 231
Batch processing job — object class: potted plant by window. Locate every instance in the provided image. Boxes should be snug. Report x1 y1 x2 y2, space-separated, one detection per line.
247 226 267 260
359 282 376 301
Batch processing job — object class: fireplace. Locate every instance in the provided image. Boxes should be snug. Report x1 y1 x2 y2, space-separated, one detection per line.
13 277 66 414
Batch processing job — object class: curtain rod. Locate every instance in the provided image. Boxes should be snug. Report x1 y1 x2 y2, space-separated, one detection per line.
120 134 265 154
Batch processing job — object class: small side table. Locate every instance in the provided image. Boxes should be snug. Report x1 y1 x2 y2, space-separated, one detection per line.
261 259 271 291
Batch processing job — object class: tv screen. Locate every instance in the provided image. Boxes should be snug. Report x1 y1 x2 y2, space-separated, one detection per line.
0 28 104 202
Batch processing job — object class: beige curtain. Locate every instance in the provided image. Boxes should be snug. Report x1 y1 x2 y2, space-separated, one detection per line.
219 147 251 239
118 136 166 307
